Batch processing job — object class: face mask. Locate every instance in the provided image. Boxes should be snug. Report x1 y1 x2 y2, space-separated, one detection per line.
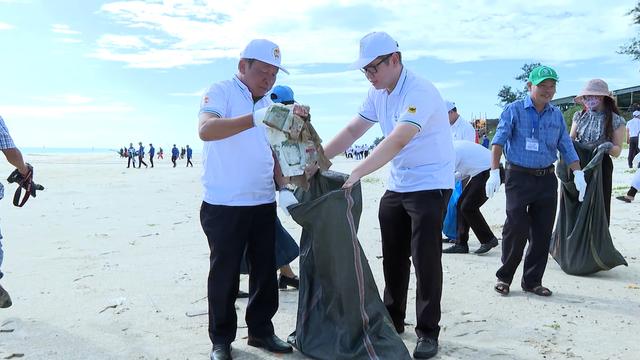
582 96 601 110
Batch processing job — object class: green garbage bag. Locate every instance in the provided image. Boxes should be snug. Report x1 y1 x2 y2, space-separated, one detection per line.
550 142 628 275
287 170 411 360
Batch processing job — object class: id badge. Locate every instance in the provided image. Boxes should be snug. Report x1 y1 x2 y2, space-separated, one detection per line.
525 137 539 152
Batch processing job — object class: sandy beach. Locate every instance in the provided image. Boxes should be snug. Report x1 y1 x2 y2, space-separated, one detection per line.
0 152 638 359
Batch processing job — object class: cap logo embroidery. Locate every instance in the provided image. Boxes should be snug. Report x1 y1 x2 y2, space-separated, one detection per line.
273 47 280 60
408 106 417 114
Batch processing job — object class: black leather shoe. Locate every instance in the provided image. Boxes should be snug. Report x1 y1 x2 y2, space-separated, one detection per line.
0 284 12 309
248 334 293 353
442 244 469 254
278 274 299 290
413 337 438 359
474 237 499 254
210 344 231 360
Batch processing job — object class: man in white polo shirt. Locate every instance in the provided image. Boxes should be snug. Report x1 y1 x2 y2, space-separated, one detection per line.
443 140 501 254
198 38 301 360
324 32 454 359
627 110 640 168
446 100 476 142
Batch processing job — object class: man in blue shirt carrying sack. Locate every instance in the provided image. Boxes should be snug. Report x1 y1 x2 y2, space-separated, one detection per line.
324 32 454 359
487 65 586 297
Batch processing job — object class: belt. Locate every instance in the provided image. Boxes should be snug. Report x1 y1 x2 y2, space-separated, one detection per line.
505 163 554 177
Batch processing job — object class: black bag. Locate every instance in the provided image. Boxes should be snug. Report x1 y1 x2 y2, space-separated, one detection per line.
550 142 627 275
287 171 410 360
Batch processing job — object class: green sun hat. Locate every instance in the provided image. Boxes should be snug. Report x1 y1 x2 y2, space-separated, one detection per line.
528 65 559 85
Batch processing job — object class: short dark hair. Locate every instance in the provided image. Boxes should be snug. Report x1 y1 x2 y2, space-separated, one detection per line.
450 107 457 112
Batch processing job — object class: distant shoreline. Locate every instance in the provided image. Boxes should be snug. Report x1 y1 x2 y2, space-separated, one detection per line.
21 147 115 155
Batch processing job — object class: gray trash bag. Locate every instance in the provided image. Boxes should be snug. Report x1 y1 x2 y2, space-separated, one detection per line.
287 170 411 360
550 141 628 275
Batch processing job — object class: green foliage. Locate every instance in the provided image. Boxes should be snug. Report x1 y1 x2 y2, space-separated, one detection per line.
562 104 583 130
496 62 541 108
619 2 640 61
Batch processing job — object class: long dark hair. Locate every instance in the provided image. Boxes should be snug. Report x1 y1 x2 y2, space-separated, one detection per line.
602 97 619 141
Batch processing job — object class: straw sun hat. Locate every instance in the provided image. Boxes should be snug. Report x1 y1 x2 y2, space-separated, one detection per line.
574 79 613 105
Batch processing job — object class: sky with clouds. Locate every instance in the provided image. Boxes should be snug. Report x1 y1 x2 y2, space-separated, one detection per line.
1 0 640 149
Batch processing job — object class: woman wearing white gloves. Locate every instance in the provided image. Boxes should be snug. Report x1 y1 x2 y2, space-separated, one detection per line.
570 79 626 223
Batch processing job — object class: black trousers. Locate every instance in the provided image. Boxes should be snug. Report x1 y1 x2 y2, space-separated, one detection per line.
149 155 154 167
200 201 278 345
379 189 450 340
629 137 638 168
496 170 557 288
187 158 193 167
171 156 177 167
127 157 136 168
138 155 147 168
455 170 496 246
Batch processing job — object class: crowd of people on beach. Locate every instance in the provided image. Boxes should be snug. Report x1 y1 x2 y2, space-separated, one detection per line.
196 33 637 360
0 30 638 360
118 143 193 168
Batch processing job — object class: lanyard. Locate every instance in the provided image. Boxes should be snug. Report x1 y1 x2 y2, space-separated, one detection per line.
530 110 542 139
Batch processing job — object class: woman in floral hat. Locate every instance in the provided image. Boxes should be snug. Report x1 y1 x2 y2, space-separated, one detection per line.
570 79 626 223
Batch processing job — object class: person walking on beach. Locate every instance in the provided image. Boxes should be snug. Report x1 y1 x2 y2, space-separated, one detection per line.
137 142 148 168
186 145 193 167
626 110 640 168
443 140 501 255
570 79 626 224
158 147 164 160
198 38 304 359
148 143 155 168
323 32 454 359
0 115 31 308
127 143 136 168
171 145 178 168
616 154 640 203
487 65 585 297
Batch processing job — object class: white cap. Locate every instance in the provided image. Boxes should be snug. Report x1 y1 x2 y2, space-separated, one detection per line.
240 39 289 75
445 100 456 112
634 110 640 117
350 31 399 70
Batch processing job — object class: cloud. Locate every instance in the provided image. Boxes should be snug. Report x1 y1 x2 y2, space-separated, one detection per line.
0 22 14 30
51 24 80 35
1 94 131 118
91 0 639 70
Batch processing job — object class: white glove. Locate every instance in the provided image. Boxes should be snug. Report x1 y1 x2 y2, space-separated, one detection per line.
278 189 298 216
632 153 640 167
485 168 501 198
573 170 587 202
252 106 269 127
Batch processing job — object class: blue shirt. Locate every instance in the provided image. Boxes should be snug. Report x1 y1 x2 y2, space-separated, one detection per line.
492 96 578 168
0 116 16 150
186 147 192 158
149 146 155 156
172 147 179 156
138 145 145 157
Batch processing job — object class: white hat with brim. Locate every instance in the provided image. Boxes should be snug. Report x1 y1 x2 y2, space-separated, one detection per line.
240 39 289 75
349 32 399 70
445 100 456 112
574 79 613 104
633 110 640 117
